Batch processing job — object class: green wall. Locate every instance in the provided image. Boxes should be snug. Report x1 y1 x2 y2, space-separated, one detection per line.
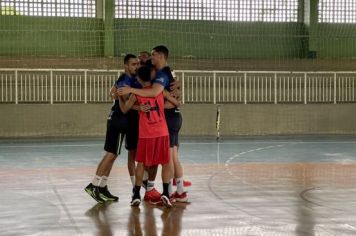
312 24 356 59
113 20 307 59
0 16 104 56
1 0 356 61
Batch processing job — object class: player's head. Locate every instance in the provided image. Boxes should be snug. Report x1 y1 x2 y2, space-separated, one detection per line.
124 54 139 76
151 45 169 68
143 59 157 80
152 45 169 59
138 51 151 65
137 66 152 83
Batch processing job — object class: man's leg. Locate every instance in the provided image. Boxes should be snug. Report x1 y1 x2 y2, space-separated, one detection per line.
131 162 144 206
96 152 117 176
143 165 158 189
143 165 161 202
172 146 183 178
128 149 136 187
161 162 173 207
171 146 188 202
85 152 118 203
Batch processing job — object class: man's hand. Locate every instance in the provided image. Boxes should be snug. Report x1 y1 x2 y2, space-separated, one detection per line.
118 85 132 96
111 90 120 100
140 103 151 112
170 80 181 92
170 89 181 98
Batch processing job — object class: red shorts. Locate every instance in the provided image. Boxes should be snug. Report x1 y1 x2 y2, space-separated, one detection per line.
136 135 170 166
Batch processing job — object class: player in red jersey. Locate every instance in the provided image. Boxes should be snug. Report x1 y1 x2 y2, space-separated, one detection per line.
120 66 180 207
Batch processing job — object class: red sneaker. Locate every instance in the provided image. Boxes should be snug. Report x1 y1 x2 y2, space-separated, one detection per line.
149 193 176 205
144 188 161 202
173 191 188 202
173 179 192 187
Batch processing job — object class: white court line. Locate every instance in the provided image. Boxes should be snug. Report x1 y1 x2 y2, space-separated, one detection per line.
224 144 285 178
182 141 356 144
222 143 356 233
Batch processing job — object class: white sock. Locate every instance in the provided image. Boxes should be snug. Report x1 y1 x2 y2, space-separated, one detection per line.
147 180 155 192
91 175 101 186
168 179 173 196
143 170 148 181
130 176 135 187
176 177 185 194
99 176 108 187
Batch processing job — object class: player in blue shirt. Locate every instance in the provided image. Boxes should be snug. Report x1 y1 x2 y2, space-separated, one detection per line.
85 54 139 203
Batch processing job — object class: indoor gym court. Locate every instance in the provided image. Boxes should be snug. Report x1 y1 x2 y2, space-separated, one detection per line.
1 137 356 235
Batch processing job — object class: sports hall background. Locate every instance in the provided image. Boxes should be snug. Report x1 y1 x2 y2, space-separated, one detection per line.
0 0 356 137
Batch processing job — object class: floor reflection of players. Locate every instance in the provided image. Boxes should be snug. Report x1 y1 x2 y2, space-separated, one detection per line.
85 203 113 236
161 204 186 236
144 204 157 235
128 207 142 236
127 203 187 236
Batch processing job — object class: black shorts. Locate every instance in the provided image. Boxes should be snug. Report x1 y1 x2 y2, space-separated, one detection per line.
165 110 182 147
125 110 139 151
104 112 128 155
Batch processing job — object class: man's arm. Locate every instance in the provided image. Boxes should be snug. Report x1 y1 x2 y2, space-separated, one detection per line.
117 87 150 112
118 83 164 98
119 94 137 114
110 85 119 100
163 90 181 107
169 80 181 93
132 103 151 112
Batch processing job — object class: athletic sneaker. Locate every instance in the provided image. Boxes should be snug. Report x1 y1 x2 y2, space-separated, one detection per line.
144 188 161 202
150 193 175 205
131 194 141 207
99 185 119 202
85 183 104 203
173 191 188 202
173 179 192 187
160 194 173 208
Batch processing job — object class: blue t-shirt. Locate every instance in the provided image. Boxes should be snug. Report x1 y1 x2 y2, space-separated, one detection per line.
130 76 142 89
115 74 142 89
110 73 142 116
153 67 180 113
115 74 131 88
153 69 170 90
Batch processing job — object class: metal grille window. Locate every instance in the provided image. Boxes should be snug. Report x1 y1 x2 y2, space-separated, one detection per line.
319 0 356 23
115 0 299 22
0 0 96 17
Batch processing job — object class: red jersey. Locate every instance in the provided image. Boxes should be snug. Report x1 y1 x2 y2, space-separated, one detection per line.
136 90 169 138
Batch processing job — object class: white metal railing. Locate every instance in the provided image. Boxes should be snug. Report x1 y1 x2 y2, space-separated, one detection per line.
176 70 356 104
1 69 356 104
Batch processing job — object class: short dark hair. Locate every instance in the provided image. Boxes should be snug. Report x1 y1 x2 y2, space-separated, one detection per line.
124 54 136 64
139 51 150 56
144 59 154 68
137 66 151 82
152 45 169 59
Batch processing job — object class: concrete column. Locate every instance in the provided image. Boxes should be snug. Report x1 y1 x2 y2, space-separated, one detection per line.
307 0 319 57
103 0 114 57
96 0 103 19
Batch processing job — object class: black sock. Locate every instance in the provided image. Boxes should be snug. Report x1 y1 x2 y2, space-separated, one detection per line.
163 183 169 197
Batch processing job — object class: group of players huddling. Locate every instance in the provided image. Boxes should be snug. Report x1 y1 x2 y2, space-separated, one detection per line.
85 45 190 208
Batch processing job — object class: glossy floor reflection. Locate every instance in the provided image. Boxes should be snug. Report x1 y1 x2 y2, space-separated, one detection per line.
1 137 356 235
